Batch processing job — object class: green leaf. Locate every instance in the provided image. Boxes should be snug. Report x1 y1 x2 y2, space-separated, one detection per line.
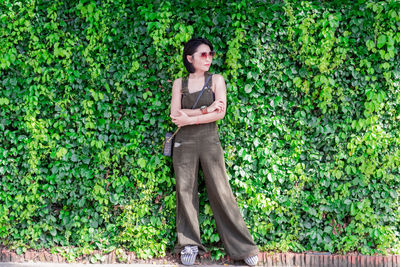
244 84 252 93
377 35 386 49
138 158 146 168
366 39 375 51
0 98 10 105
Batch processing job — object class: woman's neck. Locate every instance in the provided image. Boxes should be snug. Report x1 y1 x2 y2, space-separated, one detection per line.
189 71 206 79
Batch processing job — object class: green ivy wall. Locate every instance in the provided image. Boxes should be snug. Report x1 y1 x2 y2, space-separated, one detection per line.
1 0 400 260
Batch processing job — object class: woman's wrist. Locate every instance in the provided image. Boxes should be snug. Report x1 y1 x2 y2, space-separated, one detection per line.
190 116 198 125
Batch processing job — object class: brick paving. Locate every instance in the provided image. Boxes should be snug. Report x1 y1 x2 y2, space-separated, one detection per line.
2 247 400 266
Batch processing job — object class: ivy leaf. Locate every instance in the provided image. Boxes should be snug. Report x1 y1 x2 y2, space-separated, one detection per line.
244 84 253 93
0 98 10 105
366 39 375 51
138 158 146 168
377 35 386 48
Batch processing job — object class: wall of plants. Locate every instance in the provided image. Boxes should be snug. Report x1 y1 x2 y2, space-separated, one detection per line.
1 0 400 261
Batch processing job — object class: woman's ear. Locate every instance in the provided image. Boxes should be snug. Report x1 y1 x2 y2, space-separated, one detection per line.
186 54 193 63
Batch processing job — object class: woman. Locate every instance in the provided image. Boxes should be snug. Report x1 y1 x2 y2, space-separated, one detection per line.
170 38 259 266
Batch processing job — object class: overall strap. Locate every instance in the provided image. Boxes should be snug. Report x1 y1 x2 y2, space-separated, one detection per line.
204 71 212 88
181 76 189 94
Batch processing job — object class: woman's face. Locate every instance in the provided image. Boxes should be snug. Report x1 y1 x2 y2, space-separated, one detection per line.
187 44 213 73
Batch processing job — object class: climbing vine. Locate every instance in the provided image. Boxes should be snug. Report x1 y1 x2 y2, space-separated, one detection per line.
1 0 400 262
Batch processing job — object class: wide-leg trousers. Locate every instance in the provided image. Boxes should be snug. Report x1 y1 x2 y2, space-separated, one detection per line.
172 122 259 260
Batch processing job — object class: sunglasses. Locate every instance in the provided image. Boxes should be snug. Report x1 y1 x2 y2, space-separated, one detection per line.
192 51 216 59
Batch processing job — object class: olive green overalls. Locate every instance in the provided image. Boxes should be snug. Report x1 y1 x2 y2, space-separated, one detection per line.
173 72 259 260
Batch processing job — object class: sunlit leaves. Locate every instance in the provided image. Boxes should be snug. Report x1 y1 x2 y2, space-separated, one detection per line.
0 0 399 260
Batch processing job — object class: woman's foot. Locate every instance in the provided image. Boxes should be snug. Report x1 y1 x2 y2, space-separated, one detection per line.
180 245 198 265
244 254 258 266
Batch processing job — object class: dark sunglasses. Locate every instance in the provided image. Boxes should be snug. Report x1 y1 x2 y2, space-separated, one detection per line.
192 51 216 59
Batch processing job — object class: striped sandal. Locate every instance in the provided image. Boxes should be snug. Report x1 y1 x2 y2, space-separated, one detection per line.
180 245 198 265
244 254 258 266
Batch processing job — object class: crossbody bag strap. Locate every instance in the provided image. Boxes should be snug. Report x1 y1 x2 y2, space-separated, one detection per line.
192 73 213 109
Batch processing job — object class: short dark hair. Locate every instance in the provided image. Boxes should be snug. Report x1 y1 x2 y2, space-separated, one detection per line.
183 38 213 73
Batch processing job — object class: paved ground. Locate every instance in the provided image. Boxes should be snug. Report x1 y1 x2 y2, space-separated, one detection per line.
0 263 255 267
0 264 178 267
0 264 177 267
0 263 256 267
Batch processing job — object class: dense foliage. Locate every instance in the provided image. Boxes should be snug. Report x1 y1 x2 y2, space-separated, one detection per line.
1 0 400 261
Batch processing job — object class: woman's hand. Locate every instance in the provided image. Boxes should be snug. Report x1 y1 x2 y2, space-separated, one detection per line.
207 100 225 113
170 110 193 127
